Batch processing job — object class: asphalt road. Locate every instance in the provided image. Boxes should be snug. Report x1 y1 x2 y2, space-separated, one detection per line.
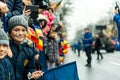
64 49 120 80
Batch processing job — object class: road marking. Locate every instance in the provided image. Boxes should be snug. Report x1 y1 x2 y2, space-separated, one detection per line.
110 61 120 66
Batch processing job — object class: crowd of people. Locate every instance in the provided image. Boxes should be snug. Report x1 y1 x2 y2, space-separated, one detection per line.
0 0 120 79
0 0 70 80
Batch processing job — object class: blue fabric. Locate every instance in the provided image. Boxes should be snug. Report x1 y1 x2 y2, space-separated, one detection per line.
3 0 23 32
76 41 81 50
113 14 120 23
83 32 93 49
0 56 15 80
113 14 120 41
114 14 120 41
40 61 79 80
74 43 77 49
6 0 23 18
38 51 48 72
113 13 120 50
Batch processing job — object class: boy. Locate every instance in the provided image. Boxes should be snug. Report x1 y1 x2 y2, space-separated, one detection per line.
7 15 43 80
0 29 15 80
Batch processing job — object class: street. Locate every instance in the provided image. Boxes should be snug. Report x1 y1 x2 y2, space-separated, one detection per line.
64 49 120 80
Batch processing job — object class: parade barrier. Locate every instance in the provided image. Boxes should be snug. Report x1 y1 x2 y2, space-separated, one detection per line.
40 61 79 80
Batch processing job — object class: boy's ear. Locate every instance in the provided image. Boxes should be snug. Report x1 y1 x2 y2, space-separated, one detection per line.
7 47 13 58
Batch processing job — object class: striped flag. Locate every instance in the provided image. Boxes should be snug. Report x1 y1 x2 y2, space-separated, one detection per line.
33 25 44 37
27 27 38 43
32 25 44 51
36 38 43 51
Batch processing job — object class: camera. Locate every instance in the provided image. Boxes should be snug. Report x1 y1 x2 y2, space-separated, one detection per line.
25 5 39 19
25 5 39 12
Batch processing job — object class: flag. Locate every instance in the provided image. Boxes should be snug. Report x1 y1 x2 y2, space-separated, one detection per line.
27 26 44 51
60 39 70 54
27 27 38 43
40 61 79 80
33 25 44 37
53 0 63 10
32 25 44 51
36 39 43 51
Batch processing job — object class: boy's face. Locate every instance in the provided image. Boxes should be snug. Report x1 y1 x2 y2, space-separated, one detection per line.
10 26 27 44
0 44 8 59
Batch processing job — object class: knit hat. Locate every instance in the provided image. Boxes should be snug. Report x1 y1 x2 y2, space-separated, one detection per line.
0 29 9 46
37 14 48 21
7 15 28 33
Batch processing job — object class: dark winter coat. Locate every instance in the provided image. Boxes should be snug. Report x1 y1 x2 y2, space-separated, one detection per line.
76 41 81 50
9 40 37 80
5 0 23 19
3 0 23 32
0 56 15 80
95 37 101 49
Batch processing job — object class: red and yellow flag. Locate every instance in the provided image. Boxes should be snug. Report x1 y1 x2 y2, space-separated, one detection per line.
33 25 44 51
27 25 44 51
36 39 43 51
27 27 38 43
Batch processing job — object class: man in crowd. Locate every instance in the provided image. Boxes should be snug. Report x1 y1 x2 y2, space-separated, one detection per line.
83 28 93 67
113 4 120 50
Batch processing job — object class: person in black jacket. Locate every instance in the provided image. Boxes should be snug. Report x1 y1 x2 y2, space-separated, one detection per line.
3 0 23 32
95 34 103 60
0 29 15 80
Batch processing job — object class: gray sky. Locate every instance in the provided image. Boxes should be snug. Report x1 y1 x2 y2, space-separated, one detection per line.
65 0 115 41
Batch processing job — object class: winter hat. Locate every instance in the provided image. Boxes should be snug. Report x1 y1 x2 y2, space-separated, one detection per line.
37 14 48 21
0 29 9 46
7 15 28 33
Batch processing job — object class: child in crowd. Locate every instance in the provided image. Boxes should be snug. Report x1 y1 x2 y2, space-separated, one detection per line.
0 29 15 80
7 15 43 80
46 24 60 69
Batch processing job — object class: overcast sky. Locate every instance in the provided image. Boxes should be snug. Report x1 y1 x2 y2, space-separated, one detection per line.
65 0 115 42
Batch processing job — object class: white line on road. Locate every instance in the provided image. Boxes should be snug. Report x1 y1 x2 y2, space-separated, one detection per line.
109 61 120 66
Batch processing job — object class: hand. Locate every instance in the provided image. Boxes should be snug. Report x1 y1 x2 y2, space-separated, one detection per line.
0 1 9 14
34 54 39 60
23 9 31 16
7 47 13 58
31 70 44 79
